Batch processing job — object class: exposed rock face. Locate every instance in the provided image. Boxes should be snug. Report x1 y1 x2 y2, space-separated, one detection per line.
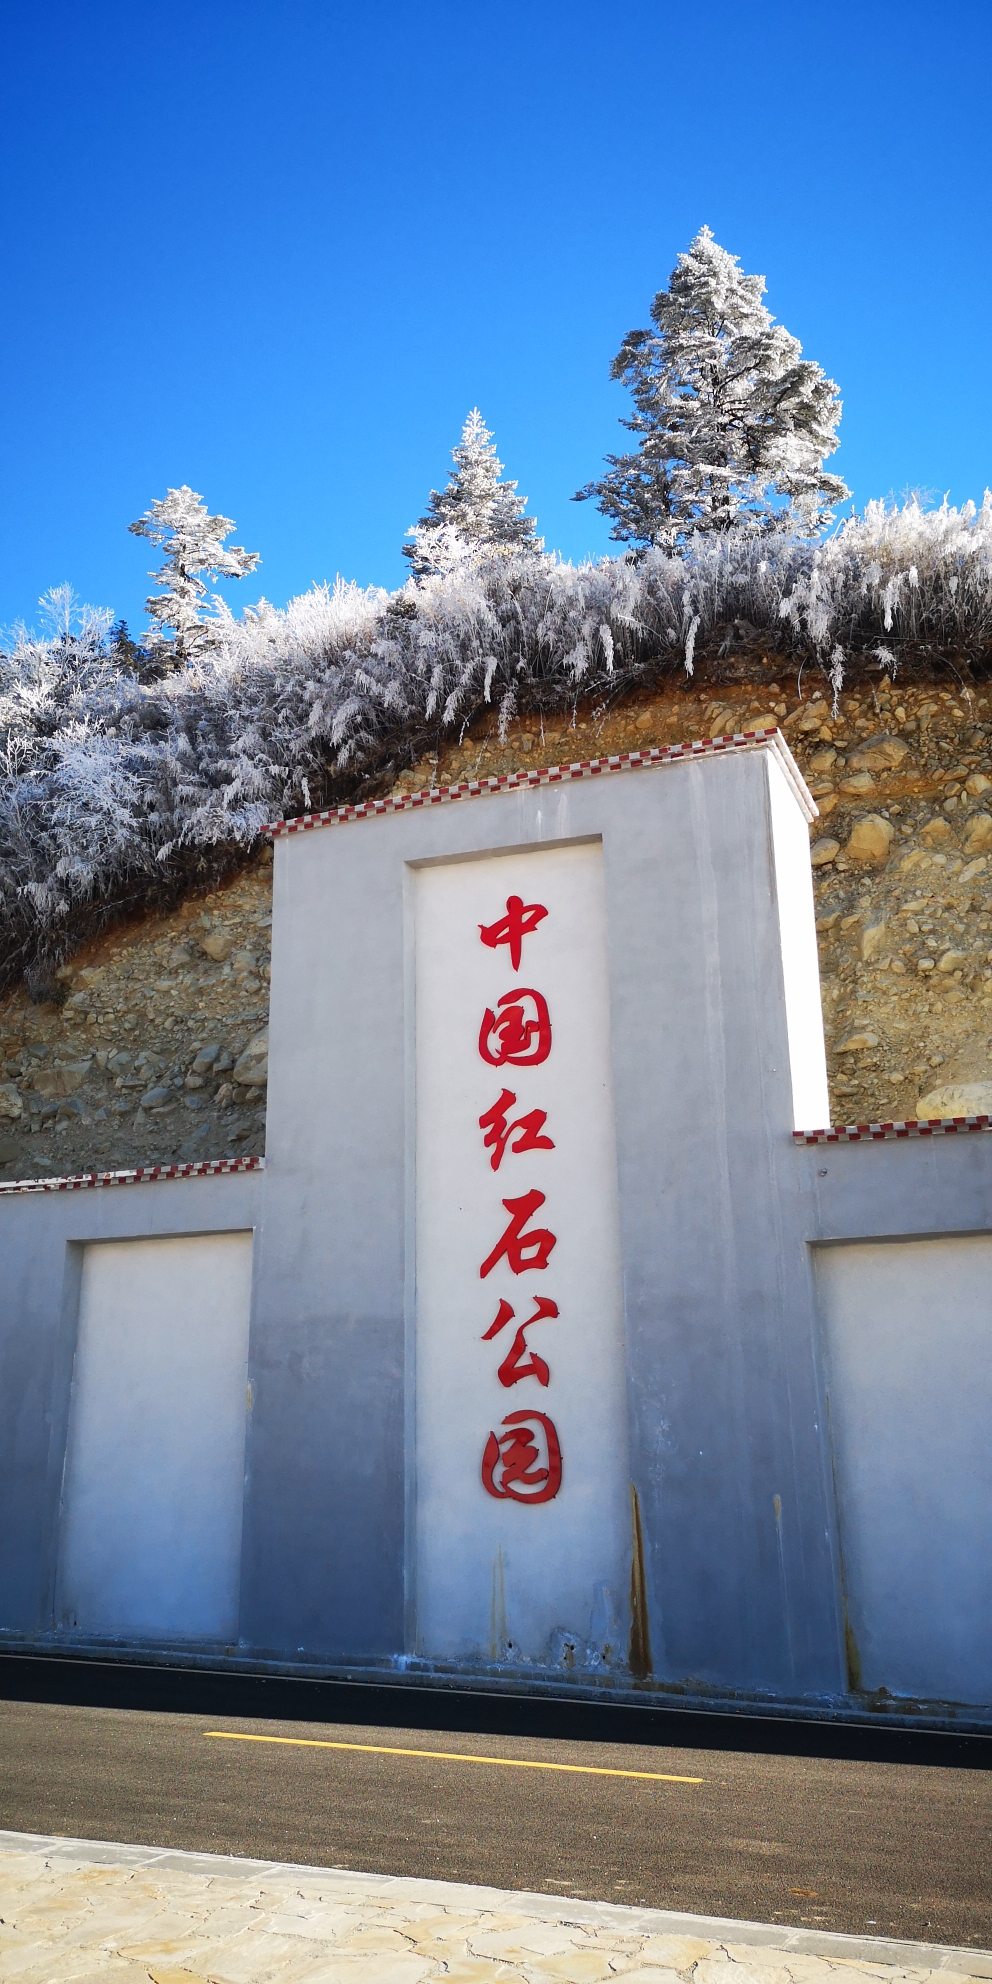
4 673 992 1172
0 852 273 1179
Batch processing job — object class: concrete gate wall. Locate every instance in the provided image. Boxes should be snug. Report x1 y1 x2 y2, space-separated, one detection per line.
1 733 990 1715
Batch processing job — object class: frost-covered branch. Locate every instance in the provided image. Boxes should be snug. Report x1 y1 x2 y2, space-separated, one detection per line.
3 496 992 989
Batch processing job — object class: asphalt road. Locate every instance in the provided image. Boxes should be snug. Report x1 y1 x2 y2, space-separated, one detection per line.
0 1659 990 1952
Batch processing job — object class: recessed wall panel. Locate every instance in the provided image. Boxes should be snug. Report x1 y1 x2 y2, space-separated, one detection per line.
816 1234 992 1704
58 1231 253 1642
414 841 630 1664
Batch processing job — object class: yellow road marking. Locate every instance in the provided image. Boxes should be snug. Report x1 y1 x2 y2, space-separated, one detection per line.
205 1731 702 1784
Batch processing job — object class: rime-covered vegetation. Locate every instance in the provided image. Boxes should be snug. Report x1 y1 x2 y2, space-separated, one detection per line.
576 226 848 547
403 408 541 579
3 496 992 991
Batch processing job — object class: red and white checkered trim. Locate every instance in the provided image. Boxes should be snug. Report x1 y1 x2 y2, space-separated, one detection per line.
0 1154 264 1197
264 728 817 838
794 1117 992 1145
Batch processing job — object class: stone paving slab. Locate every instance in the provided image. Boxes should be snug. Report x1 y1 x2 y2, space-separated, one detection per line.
0 1830 990 1984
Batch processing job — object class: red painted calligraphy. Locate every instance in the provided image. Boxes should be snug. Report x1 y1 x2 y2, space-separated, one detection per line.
482 1294 558 1387
482 1410 562 1502
479 895 548 970
479 1189 557 1278
479 1089 555 1171
478 988 551 1067
473 892 563 1505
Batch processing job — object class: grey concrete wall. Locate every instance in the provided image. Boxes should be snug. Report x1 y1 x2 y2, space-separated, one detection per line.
245 746 845 1691
3 741 992 1711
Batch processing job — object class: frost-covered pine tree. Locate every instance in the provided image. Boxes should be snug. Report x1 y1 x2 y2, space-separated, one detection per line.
403 409 542 578
576 228 849 549
128 486 260 662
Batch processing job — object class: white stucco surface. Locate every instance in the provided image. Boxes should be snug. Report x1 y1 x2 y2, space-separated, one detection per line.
815 1233 992 1704
57 1230 253 1641
414 840 630 1663
766 752 830 1132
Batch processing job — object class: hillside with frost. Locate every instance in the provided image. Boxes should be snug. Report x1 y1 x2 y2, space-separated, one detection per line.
3 497 992 992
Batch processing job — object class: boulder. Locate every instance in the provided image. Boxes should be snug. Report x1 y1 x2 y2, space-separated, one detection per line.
846 816 894 864
191 1043 223 1072
917 1082 992 1121
200 931 234 963
921 816 956 847
810 838 840 867
860 922 888 961
964 813 992 853
0 1082 23 1120
32 1063 90 1099
837 1031 879 1052
139 1086 177 1112
790 706 827 734
232 1030 268 1088
847 734 910 771
936 951 969 973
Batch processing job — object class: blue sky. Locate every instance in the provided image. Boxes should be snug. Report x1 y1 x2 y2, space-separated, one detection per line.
1 1 990 637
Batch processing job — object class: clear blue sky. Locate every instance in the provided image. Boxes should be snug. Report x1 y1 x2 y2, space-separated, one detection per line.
1 1 990 637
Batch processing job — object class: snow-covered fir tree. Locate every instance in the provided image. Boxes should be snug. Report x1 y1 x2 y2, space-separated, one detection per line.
403 409 542 578
128 486 260 662
576 228 849 549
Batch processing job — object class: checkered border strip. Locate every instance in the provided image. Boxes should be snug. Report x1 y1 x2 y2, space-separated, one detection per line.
794 1117 992 1145
0 1154 264 1197
263 728 817 838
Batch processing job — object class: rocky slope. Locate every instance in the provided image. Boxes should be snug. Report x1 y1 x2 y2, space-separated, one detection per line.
2 670 991 1182
0 855 273 1181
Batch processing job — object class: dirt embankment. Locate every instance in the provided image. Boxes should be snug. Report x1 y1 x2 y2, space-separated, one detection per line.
2 670 991 1181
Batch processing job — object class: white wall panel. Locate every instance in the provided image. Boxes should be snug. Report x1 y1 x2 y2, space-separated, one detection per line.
58 1231 253 1642
414 841 630 1664
766 752 830 1133
816 1234 992 1704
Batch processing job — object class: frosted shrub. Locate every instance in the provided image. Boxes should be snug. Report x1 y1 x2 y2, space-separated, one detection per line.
2 498 992 987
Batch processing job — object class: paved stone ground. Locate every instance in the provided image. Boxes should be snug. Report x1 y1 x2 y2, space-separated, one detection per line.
1 1831 990 1984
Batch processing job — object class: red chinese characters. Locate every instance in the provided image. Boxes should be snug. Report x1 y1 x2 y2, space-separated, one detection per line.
479 895 548 970
482 1295 558 1388
476 888 562 1503
479 1089 555 1172
478 988 551 1067
479 1190 557 1278
481 1411 562 1502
